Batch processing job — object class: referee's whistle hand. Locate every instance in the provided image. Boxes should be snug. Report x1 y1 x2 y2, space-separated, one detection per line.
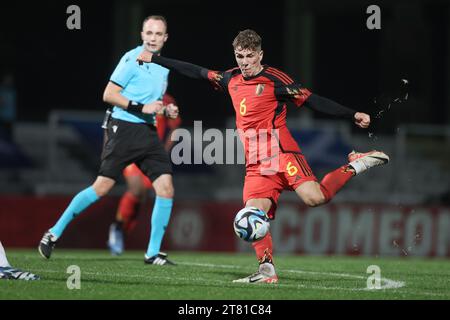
137 50 153 64
143 101 163 114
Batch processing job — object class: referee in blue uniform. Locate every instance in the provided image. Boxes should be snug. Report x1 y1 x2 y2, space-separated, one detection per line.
39 15 178 265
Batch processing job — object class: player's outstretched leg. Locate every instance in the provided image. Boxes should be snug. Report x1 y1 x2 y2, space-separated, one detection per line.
347 150 389 175
317 150 389 204
233 232 278 284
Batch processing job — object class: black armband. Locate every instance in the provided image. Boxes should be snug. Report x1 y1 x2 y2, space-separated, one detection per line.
127 100 144 113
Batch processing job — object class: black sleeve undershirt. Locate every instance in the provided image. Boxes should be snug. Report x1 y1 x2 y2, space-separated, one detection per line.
304 93 356 119
152 55 209 80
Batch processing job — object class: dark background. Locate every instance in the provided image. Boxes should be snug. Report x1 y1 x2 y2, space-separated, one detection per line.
0 0 449 130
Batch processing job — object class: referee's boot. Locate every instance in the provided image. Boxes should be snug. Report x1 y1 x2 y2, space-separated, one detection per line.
144 252 176 265
38 230 58 259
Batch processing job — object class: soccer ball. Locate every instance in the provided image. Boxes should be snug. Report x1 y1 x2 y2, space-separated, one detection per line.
233 207 270 242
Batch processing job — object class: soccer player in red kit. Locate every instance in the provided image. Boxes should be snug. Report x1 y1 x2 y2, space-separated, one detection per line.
137 29 389 283
107 93 181 255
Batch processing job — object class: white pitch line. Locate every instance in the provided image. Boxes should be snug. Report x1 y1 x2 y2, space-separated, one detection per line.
178 262 405 291
281 269 405 290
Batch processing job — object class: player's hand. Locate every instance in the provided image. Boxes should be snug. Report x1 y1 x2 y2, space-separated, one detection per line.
165 103 179 119
137 50 153 64
142 101 163 114
354 112 370 128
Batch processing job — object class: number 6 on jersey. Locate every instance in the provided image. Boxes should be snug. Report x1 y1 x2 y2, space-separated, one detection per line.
286 162 298 176
240 98 247 115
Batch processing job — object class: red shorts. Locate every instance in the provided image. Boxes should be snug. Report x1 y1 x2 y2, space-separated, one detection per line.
123 164 153 189
243 153 317 219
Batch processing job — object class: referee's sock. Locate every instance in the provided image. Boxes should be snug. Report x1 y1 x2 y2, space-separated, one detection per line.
146 196 173 258
50 186 100 238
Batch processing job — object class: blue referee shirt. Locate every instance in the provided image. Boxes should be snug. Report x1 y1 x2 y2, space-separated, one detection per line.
109 45 169 124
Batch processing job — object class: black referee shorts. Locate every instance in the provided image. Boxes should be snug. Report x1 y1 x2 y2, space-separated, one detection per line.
99 118 172 181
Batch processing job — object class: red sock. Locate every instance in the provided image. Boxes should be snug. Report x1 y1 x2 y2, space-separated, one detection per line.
117 191 140 232
252 232 274 264
319 165 354 202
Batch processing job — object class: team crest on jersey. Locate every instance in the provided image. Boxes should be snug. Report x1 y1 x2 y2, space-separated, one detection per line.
255 84 265 96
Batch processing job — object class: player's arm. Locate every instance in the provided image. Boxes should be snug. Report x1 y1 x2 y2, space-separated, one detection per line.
137 51 209 79
136 51 227 91
305 94 356 119
276 82 370 128
152 55 210 80
102 81 163 114
304 94 370 128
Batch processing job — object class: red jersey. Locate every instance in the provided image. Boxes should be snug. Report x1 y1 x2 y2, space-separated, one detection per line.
207 66 311 166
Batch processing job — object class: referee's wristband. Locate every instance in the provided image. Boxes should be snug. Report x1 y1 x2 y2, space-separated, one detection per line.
127 100 144 113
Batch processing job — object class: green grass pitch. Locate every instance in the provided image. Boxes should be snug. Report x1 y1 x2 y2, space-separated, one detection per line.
1 249 449 300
